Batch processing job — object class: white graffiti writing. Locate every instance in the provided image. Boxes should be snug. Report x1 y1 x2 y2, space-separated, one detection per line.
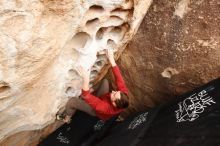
57 132 70 144
94 120 105 131
175 89 216 123
128 112 148 130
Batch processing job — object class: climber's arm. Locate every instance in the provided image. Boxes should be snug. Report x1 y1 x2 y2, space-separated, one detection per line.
105 49 116 67
76 66 90 91
105 49 128 94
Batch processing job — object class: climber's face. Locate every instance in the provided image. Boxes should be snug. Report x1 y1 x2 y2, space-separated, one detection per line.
110 91 121 107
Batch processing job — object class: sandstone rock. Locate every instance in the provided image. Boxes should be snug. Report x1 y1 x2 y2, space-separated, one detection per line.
0 0 152 142
115 0 220 116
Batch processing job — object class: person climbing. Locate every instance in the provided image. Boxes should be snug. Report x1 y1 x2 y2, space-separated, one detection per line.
56 49 129 123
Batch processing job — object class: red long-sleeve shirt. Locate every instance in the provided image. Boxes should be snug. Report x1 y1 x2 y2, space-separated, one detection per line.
81 65 128 121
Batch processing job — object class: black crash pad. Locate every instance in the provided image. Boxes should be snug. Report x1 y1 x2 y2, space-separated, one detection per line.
39 77 220 146
38 111 100 146
137 77 220 146
96 77 220 146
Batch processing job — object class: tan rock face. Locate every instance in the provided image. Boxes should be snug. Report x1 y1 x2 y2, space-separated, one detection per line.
0 0 152 142
116 0 220 115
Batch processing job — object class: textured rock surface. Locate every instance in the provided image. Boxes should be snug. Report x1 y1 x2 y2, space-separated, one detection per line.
0 0 152 142
114 0 220 115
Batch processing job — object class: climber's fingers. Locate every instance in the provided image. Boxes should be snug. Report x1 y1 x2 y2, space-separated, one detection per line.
75 66 91 79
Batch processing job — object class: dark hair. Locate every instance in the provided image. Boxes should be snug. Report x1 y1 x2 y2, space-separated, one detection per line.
115 92 129 109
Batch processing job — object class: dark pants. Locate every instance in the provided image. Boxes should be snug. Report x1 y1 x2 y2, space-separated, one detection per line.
65 79 110 117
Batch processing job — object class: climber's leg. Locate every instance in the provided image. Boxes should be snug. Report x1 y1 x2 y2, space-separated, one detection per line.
92 78 110 97
65 97 96 116
65 79 109 116
56 79 110 123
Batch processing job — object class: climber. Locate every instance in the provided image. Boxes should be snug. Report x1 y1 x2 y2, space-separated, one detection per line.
56 49 129 123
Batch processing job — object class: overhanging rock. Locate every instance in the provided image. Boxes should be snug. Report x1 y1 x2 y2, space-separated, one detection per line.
0 0 153 142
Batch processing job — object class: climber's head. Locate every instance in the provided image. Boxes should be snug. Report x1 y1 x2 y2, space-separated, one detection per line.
111 91 129 109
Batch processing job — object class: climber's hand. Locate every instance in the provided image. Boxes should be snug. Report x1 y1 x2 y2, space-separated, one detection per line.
76 66 90 91
105 49 116 66
105 49 114 60
76 66 90 82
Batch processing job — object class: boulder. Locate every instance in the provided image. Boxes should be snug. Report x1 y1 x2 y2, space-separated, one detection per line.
115 0 220 116
0 0 152 142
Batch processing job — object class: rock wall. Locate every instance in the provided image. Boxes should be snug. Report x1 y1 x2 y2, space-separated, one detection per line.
0 0 152 142
115 0 220 115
